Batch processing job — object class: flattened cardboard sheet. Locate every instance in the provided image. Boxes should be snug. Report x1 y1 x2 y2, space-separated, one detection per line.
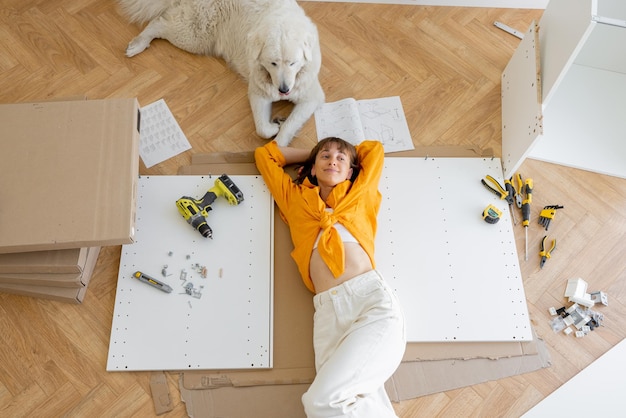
0 98 140 254
180 379 309 418
150 372 174 415
0 247 99 287
179 344 550 418
180 148 539 390
0 272 85 287
0 247 101 303
386 331 552 402
0 247 89 274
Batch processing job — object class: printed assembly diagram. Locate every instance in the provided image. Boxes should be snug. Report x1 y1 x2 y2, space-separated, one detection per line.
314 96 414 152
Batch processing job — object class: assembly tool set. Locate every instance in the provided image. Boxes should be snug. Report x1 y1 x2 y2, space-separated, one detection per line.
481 172 564 269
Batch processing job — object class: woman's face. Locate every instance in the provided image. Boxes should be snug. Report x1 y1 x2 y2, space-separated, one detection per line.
311 142 354 188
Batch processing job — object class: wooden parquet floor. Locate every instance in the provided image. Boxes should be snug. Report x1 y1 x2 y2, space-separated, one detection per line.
1 1 625 417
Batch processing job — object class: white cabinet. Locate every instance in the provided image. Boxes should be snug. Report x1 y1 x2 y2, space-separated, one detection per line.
502 0 626 179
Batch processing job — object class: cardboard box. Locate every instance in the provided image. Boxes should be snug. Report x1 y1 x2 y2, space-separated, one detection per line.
0 272 85 287
0 247 91 274
0 247 98 287
176 147 550 416
0 98 140 254
0 247 100 303
386 329 552 402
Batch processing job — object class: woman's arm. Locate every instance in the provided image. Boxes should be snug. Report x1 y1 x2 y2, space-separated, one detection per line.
278 146 310 165
254 142 309 221
354 140 384 187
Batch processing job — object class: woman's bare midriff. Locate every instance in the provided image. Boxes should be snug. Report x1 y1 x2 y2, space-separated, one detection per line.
310 243 374 294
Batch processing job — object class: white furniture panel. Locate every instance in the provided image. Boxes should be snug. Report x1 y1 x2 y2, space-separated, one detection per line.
377 158 532 342
107 175 274 371
503 0 626 179
522 338 626 417
501 21 542 179
530 64 626 177
539 0 595 108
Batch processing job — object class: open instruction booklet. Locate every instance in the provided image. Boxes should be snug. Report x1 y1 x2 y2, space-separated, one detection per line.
314 96 414 152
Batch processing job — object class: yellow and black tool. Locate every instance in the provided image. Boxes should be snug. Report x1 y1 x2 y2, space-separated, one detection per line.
521 177 533 261
504 177 518 224
482 204 502 224
539 205 564 230
176 174 244 238
539 236 556 268
481 175 514 206
481 175 515 225
514 173 524 208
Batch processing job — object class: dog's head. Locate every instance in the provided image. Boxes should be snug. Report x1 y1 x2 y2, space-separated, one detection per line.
249 24 318 97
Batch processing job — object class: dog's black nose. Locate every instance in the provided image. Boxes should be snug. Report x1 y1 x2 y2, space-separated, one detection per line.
279 84 290 95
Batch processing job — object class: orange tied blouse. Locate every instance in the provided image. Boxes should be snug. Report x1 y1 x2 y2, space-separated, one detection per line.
254 140 384 293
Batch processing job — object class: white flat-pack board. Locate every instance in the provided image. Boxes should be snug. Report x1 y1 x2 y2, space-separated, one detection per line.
107 175 274 371
501 21 542 179
504 0 626 179
377 157 532 342
522 338 626 417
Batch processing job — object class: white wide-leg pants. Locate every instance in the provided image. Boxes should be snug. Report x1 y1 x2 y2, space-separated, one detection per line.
302 270 406 418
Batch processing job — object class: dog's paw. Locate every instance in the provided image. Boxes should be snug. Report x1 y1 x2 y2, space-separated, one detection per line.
274 131 294 147
256 122 281 140
126 37 150 57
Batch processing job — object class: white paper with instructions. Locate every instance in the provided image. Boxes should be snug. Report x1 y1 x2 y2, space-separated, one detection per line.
314 96 414 152
139 99 191 168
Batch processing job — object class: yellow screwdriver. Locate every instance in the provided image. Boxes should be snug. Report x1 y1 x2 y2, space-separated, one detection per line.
521 178 533 261
514 173 524 208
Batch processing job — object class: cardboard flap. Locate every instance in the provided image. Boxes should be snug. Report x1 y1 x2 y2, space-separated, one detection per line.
403 338 538 362
183 367 315 389
0 271 85 287
150 372 173 415
191 151 255 165
178 163 259 176
0 247 100 303
0 247 88 274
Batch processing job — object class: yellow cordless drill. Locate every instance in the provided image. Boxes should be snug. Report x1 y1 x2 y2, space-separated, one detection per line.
176 174 244 238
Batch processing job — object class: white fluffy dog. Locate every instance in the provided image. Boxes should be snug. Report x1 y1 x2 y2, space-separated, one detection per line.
119 0 325 146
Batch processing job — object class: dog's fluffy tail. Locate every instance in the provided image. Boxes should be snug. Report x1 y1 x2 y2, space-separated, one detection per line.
117 0 174 24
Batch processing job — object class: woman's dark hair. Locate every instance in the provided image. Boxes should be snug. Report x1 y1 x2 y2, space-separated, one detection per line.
295 137 359 185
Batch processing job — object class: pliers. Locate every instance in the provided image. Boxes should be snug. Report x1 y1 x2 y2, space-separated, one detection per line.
504 177 518 224
481 175 514 206
540 236 556 268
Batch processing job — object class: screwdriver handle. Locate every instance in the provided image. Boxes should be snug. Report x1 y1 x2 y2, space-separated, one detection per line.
524 178 533 204
514 173 524 208
521 178 533 227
